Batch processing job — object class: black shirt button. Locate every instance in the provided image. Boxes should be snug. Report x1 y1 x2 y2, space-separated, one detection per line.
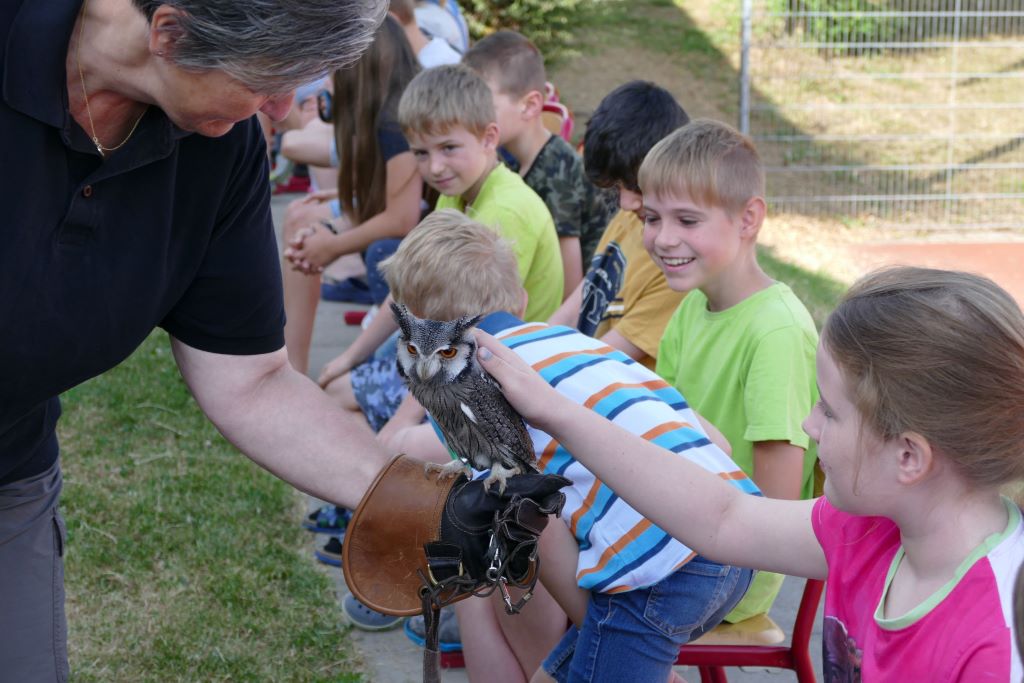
82 185 93 198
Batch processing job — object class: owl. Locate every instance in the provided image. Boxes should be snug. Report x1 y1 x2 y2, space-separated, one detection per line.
391 303 538 495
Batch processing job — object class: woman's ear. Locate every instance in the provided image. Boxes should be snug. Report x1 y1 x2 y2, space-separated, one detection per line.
148 5 188 58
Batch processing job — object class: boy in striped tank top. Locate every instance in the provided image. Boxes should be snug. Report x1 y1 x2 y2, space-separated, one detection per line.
377 209 760 682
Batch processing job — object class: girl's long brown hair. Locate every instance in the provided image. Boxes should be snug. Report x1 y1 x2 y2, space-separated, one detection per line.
823 266 1024 489
333 15 420 225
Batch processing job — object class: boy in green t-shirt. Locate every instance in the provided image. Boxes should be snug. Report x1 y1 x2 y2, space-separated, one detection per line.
639 120 820 622
464 30 617 296
400 63 563 320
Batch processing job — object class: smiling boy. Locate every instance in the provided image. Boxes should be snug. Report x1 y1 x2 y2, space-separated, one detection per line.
640 119 820 622
398 64 563 321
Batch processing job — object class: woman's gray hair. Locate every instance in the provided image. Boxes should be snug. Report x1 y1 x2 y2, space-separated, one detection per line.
131 0 388 93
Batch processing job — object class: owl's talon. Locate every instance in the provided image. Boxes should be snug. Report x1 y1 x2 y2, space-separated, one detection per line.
483 463 521 496
424 460 470 481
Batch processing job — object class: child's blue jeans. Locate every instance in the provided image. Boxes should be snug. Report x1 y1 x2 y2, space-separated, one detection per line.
542 556 753 683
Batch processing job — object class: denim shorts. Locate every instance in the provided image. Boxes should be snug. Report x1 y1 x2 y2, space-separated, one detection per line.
542 556 753 683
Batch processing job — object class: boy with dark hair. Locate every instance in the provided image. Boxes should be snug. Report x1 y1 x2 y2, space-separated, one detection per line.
464 30 617 295
548 80 689 369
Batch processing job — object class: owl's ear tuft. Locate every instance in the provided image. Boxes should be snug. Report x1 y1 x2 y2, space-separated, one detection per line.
391 302 413 337
454 313 484 337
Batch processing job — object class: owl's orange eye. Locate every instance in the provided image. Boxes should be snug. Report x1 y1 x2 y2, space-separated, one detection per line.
438 347 458 359
406 344 418 356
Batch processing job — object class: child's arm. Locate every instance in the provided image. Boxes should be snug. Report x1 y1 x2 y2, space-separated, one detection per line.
598 328 650 363
288 153 422 269
538 519 590 627
547 279 584 327
280 118 334 167
753 441 807 500
317 296 400 387
376 395 451 463
475 331 827 581
558 236 583 300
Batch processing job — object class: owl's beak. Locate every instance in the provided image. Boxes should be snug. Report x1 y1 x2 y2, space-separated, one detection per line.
417 362 435 381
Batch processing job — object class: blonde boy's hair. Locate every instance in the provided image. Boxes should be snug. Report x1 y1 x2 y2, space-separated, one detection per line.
638 119 765 215
398 64 496 139
824 266 1024 489
379 209 523 320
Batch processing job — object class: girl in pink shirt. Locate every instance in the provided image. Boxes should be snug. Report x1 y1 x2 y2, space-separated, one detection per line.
477 266 1024 681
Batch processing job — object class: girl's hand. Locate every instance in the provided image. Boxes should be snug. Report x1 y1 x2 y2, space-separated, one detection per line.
283 225 321 274
285 224 337 273
474 330 564 430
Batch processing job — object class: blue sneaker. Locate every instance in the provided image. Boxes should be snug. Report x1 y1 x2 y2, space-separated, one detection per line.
321 277 374 304
302 505 351 535
314 536 343 567
342 594 403 631
403 607 462 652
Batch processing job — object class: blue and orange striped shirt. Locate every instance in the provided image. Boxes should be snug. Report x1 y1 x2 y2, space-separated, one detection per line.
478 313 761 593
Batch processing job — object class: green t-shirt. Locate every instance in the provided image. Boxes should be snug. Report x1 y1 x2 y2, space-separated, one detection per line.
656 282 819 621
435 164 563 321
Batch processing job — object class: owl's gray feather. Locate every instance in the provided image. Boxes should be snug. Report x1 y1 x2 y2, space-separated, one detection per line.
391 303 537 490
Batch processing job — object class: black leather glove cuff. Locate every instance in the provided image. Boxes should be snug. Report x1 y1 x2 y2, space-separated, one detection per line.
428 472 571 586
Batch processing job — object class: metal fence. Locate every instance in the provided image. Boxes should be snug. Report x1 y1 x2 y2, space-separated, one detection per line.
739 0 1024 229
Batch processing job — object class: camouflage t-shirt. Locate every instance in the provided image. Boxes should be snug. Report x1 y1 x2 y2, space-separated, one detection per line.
508 135 618 265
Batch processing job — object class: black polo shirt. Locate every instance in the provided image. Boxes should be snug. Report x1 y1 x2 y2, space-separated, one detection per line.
0 0 286 484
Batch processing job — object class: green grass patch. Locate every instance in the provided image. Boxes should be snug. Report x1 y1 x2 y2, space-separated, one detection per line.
759 245 848 327
59 333 361 683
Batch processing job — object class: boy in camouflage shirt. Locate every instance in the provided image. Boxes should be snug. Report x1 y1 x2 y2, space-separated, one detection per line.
465 31 617 296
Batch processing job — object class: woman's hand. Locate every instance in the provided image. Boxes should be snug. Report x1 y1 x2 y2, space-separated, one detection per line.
474 331 564 431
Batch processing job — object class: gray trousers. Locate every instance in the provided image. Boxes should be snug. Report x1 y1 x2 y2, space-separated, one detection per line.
0 459 68 682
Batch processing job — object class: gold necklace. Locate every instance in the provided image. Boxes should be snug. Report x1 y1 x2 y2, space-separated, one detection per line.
75 0 146 157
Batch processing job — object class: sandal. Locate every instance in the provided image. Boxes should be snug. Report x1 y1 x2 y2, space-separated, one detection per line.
342 594 402 631
315 536 343 567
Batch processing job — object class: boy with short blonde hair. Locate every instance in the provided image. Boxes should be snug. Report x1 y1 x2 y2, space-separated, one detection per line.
640 119 819 622
381 209 524 320
379 209 754 683
464 31 616 296
397 63 563 321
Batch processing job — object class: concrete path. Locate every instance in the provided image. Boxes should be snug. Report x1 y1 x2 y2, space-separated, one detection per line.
271 193 820 682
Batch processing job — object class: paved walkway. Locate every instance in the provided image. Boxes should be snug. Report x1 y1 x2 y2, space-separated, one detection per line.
271 194 819 681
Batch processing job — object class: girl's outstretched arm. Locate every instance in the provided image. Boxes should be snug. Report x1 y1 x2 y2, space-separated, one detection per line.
475 331 827 580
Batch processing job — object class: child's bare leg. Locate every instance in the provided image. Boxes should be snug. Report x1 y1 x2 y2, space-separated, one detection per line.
454 597 528 683
538 519 589 627
281 199 334 374
492 582 566 679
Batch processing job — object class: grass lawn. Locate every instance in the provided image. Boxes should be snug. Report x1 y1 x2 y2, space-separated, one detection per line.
59 333 361 682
